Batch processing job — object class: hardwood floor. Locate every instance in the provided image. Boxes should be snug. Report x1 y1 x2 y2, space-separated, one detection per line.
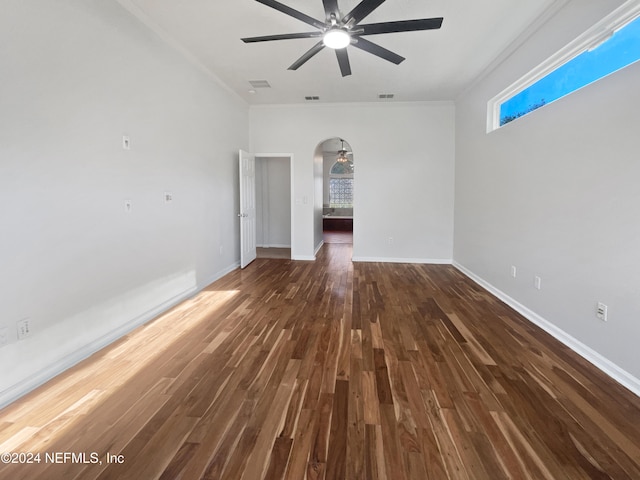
323 230 353 244
1 243 640 479
257 247 291 260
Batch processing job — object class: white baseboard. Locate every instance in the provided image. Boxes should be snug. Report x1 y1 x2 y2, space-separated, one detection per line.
199 261 240 290
352 256 453 264
0 287 196 409
0 261 241 409
453 261 640 399
292 255 316 261
287 241 322 261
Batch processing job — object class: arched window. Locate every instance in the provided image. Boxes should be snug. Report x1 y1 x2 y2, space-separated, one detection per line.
329 160 354 208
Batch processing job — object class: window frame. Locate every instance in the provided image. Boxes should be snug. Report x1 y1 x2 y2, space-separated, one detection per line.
487 1 640 132
328 177 354 209
328 160 354 209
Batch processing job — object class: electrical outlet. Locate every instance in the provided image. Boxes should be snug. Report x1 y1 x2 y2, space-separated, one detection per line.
164 192 173 203
596 302 608 321
510 265 517 278
17 318 31 340
122 135 131 150
534 276 542 290
0 327 8 347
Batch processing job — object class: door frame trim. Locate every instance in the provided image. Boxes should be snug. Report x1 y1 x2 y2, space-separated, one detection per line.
255 152 295 259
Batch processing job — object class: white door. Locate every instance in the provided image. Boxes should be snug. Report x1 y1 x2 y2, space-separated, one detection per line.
239 150 257 268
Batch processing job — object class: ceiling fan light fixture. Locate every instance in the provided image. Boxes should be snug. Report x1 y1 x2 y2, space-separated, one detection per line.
323 28 350 49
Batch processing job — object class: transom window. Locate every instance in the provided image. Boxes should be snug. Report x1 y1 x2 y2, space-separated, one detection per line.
488 3 640 131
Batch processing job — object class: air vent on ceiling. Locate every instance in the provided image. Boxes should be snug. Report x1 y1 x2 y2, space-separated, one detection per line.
378 93 395 99
305 96 320 101
249 80 271 89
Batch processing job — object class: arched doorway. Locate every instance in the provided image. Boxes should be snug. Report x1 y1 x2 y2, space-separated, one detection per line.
315 137 354 248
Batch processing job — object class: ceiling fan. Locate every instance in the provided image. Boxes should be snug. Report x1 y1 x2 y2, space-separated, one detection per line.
241 0 443 77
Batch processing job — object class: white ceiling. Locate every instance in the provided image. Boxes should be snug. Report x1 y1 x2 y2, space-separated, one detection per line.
119 0 559 105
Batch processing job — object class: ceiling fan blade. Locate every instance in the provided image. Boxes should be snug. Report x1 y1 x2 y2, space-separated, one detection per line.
288 41 325 70
336 48 352 77
343 0 386 25
359 18 443 35
322 0 339 18
352 37 404 64
255 0 326 29
242 31 323 43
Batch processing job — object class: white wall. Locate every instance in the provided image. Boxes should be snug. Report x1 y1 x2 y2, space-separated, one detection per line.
323 152 337 208
454 0 640 385
255 157 291 247
250 102 455 262
0 0 248 406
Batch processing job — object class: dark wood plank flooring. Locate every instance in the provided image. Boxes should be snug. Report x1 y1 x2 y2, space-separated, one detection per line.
323 230 353 244
1 243 640 479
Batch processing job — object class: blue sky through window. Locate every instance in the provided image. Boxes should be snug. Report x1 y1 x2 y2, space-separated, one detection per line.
500 15 640 125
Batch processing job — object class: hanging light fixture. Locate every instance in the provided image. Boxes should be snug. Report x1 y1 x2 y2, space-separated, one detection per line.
336 139 349 163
